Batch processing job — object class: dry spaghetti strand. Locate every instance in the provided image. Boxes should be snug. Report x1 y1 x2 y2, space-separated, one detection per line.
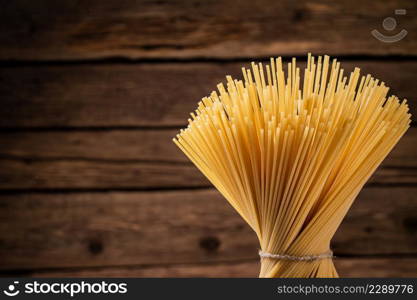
173 54 411 278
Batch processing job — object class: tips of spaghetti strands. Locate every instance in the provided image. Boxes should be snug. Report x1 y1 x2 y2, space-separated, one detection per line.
173 54 411 278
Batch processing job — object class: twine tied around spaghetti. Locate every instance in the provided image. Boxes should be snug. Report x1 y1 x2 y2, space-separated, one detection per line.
258 250 334 262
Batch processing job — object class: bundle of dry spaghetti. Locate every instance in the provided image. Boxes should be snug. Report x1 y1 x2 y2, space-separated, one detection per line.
173 54 411 277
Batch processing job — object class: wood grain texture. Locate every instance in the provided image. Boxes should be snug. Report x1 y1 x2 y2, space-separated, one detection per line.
0 187 416 270
0 158 415 190
0 61 416 129
0 0 415 60
0 159 210 190
0 130 184 162
0 127 416 165
0 127 415 190
15 258 417 278
0 0 415 279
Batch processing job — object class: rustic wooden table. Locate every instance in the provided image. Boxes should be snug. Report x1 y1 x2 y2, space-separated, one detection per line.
0 0 416 277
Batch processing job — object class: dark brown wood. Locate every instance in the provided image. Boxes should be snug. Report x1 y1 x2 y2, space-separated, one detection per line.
0 61 416 129
13 258 417 278
0 128 414 191
0 187 416 270
0 0 416 60
0 189 252 270
0 0 415 279
334 187 417 256
0 127 415 165
334 258 417 278
0 159 210 190
0 129 184 162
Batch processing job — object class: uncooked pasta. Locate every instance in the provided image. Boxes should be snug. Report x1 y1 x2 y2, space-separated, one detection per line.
173 54 411 277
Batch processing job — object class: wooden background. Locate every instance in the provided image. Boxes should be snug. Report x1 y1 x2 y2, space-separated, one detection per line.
0 0 416 277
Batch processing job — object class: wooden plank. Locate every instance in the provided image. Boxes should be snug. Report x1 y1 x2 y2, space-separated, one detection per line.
12 258 417 278
0 61 416 129
0 158 414 190
0 129 184 163
0 127 415 166
0 187 416 270
0 63 239 128
0 128 414 190
0 159 210 190
0 0 416 60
